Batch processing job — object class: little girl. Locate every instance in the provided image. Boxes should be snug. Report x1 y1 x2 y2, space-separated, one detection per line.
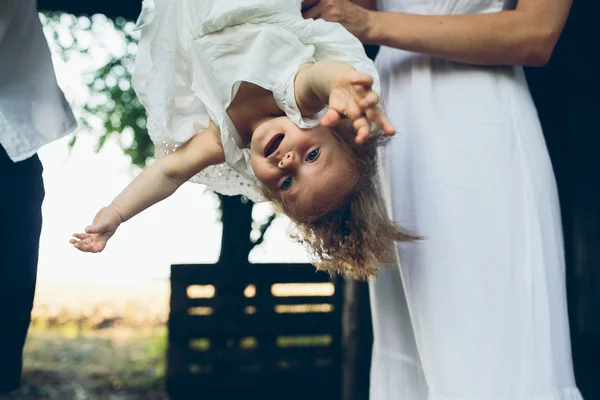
71 0 412 279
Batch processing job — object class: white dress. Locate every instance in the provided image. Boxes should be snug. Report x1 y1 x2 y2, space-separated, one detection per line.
370 0 584 399
132 0 379 202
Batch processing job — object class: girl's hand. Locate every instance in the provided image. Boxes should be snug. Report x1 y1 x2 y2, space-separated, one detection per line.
321 70 395 144
70 206 123 253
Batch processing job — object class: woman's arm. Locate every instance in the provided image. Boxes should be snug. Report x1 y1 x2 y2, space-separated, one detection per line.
303 0 572 67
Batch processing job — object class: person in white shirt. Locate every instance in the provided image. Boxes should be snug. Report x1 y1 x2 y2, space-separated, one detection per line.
0 0 75 392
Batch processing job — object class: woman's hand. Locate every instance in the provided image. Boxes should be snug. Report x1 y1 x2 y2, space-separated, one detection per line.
303 0 571 67
70 205 123 253
302 0 373 42
322 69 395 143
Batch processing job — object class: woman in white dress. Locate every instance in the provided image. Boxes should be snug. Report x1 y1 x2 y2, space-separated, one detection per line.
302 0 582 399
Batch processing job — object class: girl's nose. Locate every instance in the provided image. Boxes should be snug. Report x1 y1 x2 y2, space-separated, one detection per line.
278 152 294 168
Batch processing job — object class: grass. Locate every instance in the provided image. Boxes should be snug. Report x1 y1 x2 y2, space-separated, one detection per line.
1 281 338 399
0 317 169 400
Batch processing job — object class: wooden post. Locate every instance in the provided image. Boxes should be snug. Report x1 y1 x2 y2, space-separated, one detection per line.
342 278 373 400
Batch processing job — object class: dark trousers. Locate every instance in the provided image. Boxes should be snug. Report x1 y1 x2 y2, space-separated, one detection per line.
0 146 44 393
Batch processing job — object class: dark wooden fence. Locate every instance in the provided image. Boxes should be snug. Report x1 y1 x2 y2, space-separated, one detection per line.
166 263 344 400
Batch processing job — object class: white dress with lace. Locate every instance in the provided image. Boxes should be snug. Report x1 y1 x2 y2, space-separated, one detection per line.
132 0 379 202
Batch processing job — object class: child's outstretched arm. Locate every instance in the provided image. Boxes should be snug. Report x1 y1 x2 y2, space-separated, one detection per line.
70 121 224 253
294 60 395 144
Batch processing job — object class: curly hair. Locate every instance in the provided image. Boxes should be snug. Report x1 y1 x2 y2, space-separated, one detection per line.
261 119 417 280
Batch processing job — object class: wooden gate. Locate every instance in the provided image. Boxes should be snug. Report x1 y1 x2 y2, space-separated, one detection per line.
166 263 344 400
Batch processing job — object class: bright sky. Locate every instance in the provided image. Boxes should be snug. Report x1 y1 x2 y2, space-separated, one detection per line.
36 14 309 284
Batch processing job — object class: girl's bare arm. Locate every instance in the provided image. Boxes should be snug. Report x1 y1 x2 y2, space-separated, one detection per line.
71 122 224 253
110 123 224 222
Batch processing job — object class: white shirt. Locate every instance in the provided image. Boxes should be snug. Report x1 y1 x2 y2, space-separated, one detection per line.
0 0 76 162
132 0 380 202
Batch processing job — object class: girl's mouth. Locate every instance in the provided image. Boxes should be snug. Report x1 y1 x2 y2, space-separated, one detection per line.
264 133 284 157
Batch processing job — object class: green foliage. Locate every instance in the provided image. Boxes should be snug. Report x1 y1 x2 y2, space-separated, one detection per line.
82 19 154 168
20 329 168 398
43 12 153 168
41 12 276 256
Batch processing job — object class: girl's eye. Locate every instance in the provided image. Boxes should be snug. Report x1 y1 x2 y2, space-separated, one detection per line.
306 149 320 162
280 176 293 191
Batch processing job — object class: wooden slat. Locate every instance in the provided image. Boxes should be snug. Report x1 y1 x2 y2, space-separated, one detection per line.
171 263 332 284
184 297 253 308
169 312 341 341
269 296 337 305
183 343 334 363
171 308 342 321
173 364 338 383
167 264 344 400
273 345 334 360
187 347 262 364
184 295 336 309
170 280 190 316
169 317 342 342
166 342 190 378
167 370 340 400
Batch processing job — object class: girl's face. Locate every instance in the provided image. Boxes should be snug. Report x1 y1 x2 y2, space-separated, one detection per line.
250 116 354 218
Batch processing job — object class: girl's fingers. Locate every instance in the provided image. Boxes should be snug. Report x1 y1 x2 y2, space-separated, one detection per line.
71 233 106 253
344 102 363 121
72 240 88 251
376 112 396 136
75 241 101 253
359 92 379 109
350 73 374 87
381 119 396 136
353 117 370 142
353 117 371 144
320 109 341 127
366 107 396 136
85 224 103 234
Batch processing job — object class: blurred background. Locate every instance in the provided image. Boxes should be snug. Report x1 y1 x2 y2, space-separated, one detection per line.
1 1 598 400
3 10 313 400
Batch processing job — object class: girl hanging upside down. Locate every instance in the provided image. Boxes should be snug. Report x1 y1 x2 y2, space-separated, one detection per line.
71 0 413 279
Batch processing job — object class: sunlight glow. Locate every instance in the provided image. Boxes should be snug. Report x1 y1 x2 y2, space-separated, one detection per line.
36 13 310 284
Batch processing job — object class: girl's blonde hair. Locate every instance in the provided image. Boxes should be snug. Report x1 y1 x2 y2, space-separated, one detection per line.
262 119 417 280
